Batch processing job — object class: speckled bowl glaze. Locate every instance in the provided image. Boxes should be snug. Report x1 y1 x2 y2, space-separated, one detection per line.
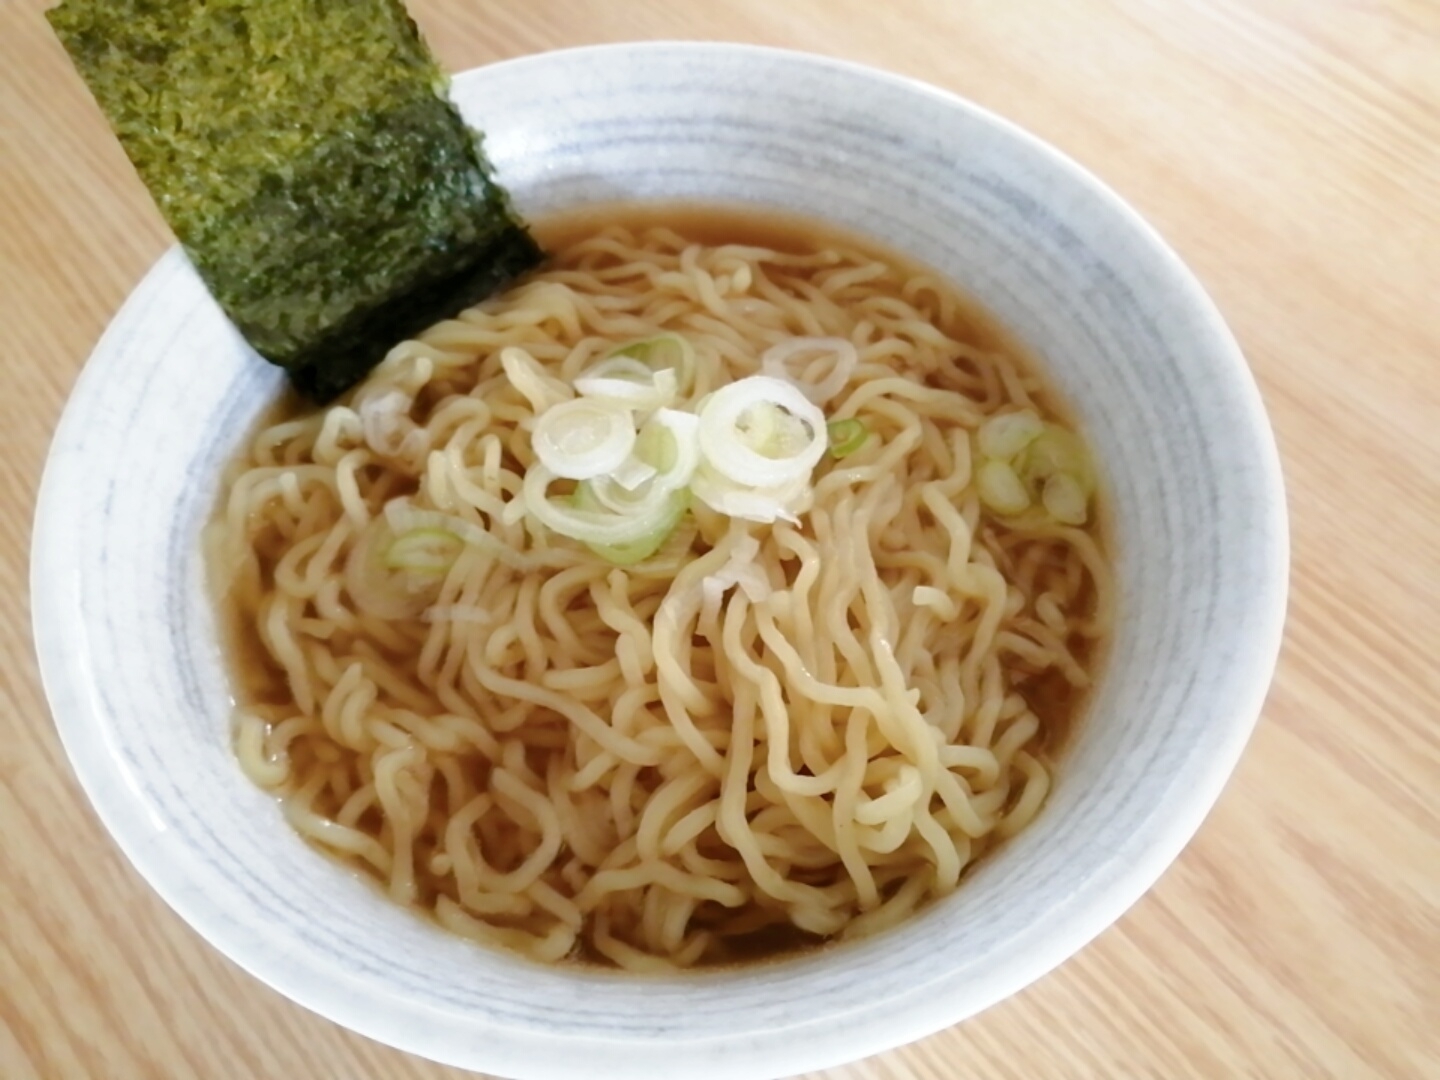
31 43 1287 1080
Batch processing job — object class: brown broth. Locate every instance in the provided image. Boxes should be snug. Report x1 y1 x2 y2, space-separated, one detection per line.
533 201 1022 359
214 202 1110 970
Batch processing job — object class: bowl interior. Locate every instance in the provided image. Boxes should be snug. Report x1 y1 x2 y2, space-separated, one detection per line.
31 43 1286 1080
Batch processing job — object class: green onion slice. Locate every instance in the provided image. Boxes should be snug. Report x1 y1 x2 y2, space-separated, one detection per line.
689 463 811 525
575 358 679 412
696 375 827 490
1018 423 1095 495
976 459 1032 516
1041 472 1089 525
582 488 690 566
608 333 696 394
524 465 681 548
634 408 702 490
345 517 436 620
827 417 868 458
531 398 637 481
977 409 1044 461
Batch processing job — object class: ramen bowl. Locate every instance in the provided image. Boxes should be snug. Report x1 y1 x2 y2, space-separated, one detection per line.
31 42 1287 1080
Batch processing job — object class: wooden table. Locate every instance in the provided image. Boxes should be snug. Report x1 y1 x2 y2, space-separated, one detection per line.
3 1 1436 1077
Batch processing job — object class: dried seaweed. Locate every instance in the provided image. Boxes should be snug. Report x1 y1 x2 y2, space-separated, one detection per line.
48 0 542 400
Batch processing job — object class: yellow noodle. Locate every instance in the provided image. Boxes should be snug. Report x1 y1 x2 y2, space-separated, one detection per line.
213 219 1110 970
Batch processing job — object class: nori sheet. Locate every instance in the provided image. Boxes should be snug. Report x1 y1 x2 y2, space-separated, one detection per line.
47 0 543 401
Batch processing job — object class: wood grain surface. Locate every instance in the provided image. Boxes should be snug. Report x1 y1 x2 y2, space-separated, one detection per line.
2 1 1437 1077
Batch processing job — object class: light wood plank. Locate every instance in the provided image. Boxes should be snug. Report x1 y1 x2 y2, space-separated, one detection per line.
2 1 1436 1077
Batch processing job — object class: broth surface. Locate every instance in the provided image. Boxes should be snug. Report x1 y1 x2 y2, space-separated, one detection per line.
212 203 1109 969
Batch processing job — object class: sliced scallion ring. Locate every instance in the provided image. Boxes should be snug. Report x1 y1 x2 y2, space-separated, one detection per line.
532 398 637 481
976 459 1032 516
696 375 827 490
345 517 439 620
690 462 812 524
609 333 696 394
523 464 682 547
1042 472 1089 525
581 472 679 517
635 408 702 491
582 488 690 566
575 360 679 412
1018 423 1095 494
609 456 659 492
586 355 653 382
382 499 549 570
977 409 1044 461
827 417 868 459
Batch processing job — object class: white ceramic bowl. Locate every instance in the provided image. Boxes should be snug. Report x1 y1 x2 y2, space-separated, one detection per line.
31 43 1287 1080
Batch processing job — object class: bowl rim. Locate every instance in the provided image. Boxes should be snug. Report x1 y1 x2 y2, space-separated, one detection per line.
30 40 1289 1080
